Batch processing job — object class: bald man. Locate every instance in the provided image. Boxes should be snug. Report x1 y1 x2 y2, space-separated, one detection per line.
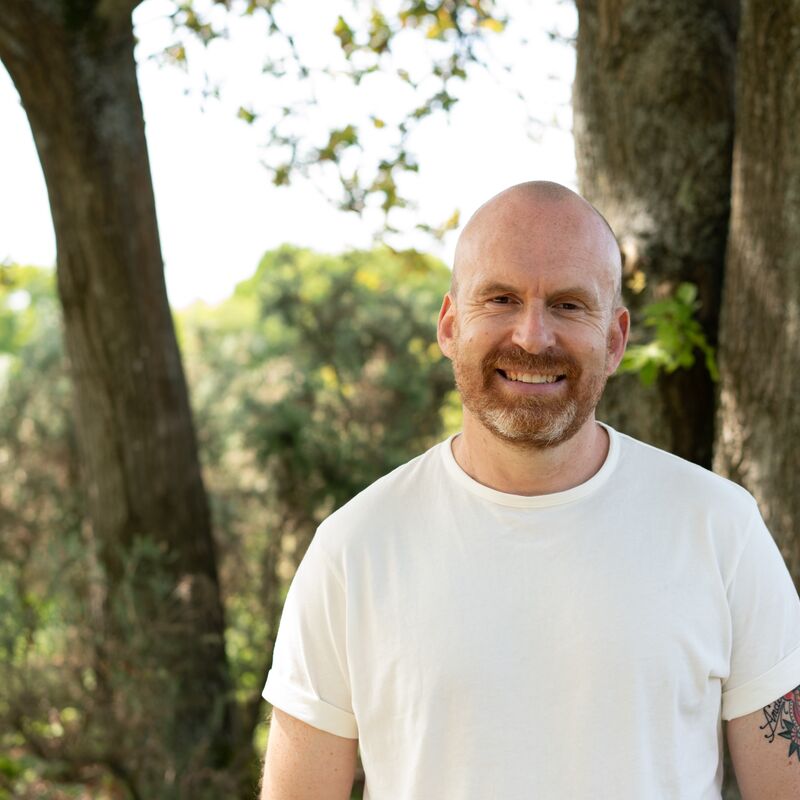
260 182 800 799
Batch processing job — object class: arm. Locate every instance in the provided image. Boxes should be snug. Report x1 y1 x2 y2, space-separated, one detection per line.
261 707 358 800
727 683 800 799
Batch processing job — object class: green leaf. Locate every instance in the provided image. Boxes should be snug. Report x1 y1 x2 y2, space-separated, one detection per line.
334 15 356 56
368 9 392 54
272 164 291 186
676 282 698 306
616 282 718 386
317 125 360 162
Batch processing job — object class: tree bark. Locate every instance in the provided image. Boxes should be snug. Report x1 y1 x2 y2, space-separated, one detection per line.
0 1 232 793
714 1 800 580
573 0 738 467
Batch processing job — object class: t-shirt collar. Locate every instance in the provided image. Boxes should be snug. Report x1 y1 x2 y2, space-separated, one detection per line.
439 422 620 508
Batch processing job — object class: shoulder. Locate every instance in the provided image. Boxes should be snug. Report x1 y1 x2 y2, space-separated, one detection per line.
607 427 767 581
311 438 448 556
613 428 758 513
609 427 764 557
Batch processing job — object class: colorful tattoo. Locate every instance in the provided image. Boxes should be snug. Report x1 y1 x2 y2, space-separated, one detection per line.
761 685 800 761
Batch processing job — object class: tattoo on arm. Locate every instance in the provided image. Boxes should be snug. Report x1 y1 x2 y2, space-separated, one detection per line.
761 684 800 760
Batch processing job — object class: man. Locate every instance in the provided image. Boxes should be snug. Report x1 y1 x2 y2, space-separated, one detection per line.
260 182 800 799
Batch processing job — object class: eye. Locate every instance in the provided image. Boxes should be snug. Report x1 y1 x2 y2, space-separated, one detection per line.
489 296 513 305
553 301 582 311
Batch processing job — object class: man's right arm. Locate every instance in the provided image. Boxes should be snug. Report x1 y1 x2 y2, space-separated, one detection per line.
261 707 358 800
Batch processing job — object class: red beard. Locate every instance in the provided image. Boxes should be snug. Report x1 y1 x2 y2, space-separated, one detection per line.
451 343 609 449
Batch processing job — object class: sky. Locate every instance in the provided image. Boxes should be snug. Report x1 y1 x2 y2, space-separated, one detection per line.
0 0 577 309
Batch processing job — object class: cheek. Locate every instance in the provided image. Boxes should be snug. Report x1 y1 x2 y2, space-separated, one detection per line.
569 330 605 354
458 321 496 347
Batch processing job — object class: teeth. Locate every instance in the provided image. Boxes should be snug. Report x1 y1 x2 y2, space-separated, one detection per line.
505 372 559 384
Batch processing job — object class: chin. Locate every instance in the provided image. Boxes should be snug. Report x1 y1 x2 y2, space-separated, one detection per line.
482 416 585 449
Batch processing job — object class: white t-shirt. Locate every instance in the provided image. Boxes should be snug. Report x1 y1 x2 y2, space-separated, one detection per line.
263 425 800 799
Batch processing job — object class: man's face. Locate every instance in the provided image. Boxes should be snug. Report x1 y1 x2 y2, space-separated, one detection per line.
438 194 628 449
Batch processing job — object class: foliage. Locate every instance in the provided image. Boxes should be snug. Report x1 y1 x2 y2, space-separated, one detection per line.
618 282 719 386
158 0 510 230
179 245 456 725
232 244 456 512
0 266 102 798
0 267 199 798
0 248 455 797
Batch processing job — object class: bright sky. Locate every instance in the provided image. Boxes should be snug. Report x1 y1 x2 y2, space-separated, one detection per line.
0 0 577 309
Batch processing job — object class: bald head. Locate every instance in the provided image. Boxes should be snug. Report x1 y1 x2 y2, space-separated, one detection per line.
451 181 623 309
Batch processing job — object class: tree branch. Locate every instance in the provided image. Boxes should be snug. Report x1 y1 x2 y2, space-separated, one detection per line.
0 1 49 75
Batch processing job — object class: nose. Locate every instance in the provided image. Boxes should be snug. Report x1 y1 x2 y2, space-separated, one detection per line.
511 304 557 353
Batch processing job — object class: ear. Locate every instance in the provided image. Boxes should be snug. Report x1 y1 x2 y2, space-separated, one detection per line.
437 292 456 359
605 306 630 375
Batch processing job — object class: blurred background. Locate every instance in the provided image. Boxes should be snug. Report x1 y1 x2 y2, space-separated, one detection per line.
0 0 795 797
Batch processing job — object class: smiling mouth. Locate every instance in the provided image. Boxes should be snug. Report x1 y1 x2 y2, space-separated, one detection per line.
497 369 566 384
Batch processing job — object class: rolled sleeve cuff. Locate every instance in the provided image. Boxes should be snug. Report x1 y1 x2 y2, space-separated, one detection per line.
263 670 358 739
722 641 800 721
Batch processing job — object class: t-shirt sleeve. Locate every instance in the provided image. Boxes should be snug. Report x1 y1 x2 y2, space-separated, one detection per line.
262 533 358 739
721 505 800 720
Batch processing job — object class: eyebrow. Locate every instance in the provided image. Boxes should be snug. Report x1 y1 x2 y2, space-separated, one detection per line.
471 281 601 304
551 285 602 304
472 281 519 297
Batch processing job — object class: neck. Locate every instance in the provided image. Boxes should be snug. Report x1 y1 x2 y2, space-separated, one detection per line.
451 412 609 496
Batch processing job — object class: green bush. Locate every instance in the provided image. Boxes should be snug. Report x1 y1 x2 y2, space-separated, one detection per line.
0 247 456 797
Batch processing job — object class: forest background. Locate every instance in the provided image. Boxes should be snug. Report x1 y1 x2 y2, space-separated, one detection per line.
1 0 798 798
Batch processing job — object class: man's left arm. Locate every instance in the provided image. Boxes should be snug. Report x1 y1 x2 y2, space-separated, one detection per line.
727 683 800 799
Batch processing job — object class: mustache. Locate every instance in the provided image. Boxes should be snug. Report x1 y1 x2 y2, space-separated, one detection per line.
482 346 580 377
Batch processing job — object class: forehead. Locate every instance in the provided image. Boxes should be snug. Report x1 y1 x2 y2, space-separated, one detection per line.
454 197 621 301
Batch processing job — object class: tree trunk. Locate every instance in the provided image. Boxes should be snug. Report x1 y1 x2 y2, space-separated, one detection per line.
573 0 738 467
0 1 232 794
714 2 800 581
